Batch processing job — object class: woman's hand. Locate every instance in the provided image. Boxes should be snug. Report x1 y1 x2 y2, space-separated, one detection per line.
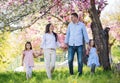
60 43 68 51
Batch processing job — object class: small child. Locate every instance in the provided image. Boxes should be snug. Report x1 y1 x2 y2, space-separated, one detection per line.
87 39 100 74
22 41 41 80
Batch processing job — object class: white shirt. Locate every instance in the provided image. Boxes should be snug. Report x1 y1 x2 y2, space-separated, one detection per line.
41 33 60 49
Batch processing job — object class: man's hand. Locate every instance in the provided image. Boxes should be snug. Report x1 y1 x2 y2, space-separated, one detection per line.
61 43 68 51
86 43 90 54
64 43 68 48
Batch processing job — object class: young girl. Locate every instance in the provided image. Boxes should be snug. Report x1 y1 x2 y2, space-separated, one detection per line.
40 23 60 79
87 39 100 74
22 41 41 80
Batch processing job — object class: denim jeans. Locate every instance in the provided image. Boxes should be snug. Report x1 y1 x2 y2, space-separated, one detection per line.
68 45 83 75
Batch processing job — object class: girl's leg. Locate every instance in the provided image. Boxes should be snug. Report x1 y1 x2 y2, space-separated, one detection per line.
44 49 51 79
26 66 29 80
91 63 96 73
50 50 56 73
28 66 33 78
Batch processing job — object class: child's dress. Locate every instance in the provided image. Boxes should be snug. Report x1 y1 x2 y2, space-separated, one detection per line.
87 47 100 67
23 50 34 67
23 50 34 79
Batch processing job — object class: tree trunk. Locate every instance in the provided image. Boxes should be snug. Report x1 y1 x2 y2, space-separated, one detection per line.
89 0 111 70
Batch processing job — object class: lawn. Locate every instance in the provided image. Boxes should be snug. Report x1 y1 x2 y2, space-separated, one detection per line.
0 66 120 83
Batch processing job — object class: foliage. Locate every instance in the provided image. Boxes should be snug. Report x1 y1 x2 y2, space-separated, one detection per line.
101 0 120 41
0 0 107 31
0 32 11 70
0 0 120 71
0 0 53 31
112 45 120 63
0 31 25 70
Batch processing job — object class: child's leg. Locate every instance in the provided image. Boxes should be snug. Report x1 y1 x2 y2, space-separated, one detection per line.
44 49 51 79
26 66 29 80
50 50 56 73
28 66 33 78
91 63 96 73
26 66 33 79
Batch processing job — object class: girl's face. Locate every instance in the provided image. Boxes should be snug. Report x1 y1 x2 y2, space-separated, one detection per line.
49 24 54 32
90 40 94 47
26 44 31 50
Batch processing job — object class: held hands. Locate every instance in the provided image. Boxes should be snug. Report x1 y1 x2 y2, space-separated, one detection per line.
86 49 89 55
33 50 43 58
86 43 90 55
60 43 68 51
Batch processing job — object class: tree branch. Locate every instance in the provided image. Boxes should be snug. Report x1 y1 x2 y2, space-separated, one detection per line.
9 5 55 32
109 39 116 47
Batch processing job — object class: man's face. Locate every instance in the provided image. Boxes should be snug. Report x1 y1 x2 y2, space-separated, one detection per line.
71 15 77 23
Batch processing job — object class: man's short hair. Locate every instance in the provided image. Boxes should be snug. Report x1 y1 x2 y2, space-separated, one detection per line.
71 13 78 18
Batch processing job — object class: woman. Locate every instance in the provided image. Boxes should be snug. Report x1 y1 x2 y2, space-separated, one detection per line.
40 23 60 79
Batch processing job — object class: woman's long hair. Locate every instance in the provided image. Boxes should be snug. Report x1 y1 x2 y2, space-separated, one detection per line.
45 23 57 42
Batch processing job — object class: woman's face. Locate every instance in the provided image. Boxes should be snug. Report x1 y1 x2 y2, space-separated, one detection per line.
26 44 31 50
49 24 54 32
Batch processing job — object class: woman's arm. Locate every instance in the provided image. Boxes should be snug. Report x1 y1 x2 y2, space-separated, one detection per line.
33 50 43 58
33 51 38 58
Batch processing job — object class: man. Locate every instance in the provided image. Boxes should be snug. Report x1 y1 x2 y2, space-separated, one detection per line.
64 13 89 75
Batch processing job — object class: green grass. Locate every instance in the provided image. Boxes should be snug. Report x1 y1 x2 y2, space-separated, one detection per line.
0 66 120 83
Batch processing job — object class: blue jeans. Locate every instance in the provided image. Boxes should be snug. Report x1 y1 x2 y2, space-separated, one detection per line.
68 45 83 75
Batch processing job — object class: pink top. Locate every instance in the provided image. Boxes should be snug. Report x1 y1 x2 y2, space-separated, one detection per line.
23 50 34 67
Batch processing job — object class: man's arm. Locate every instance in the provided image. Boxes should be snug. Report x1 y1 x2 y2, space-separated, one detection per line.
82 24 89 49
82 24 89 44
